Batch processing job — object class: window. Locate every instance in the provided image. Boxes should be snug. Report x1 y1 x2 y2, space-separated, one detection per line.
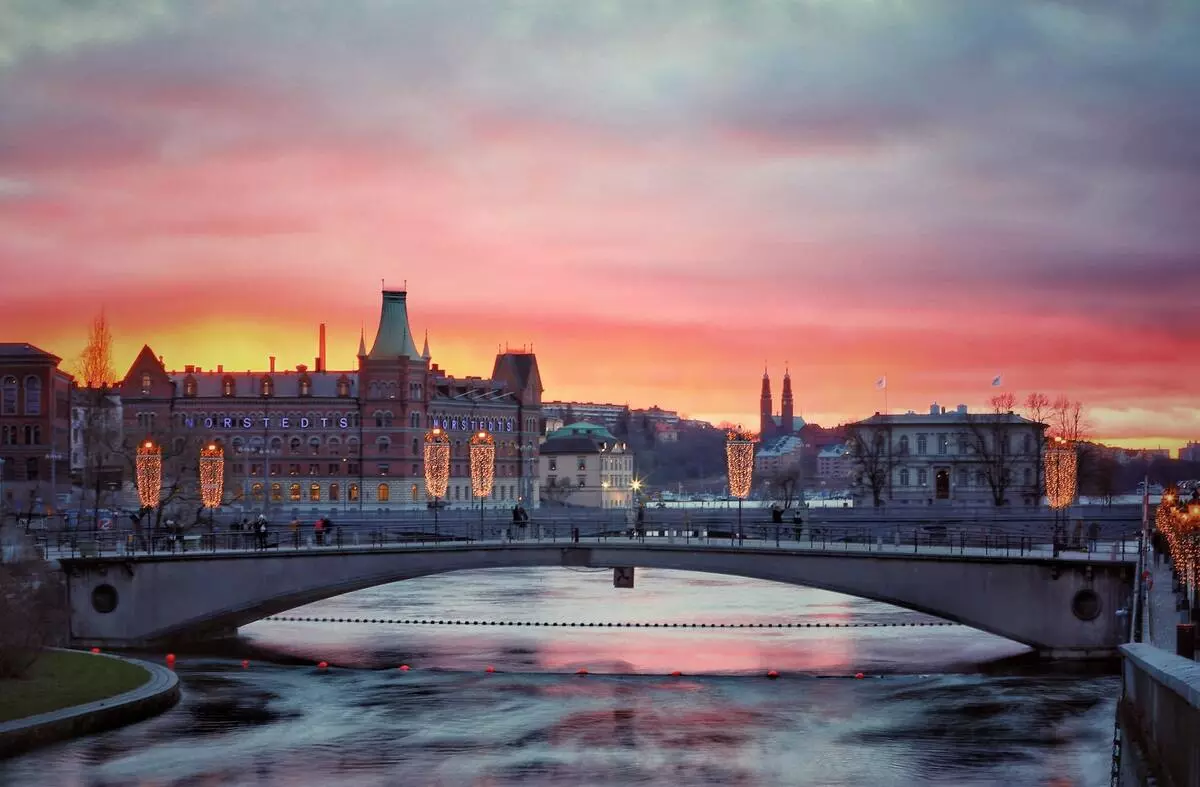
288 463 300 476
378 463 390 476
957 436 969 454
23 376 41 414
183 376 197 398
141 373 151 396
223 377 236 397
377 437 391 454
269 436 283 452
300 378 311 397
577 456 587 471
410 412 421 428
899 468 910 486
938 434 948 455
411 463 418 476
251 483 264 501
1023 468 1033 486
549 458 557 471
26 457 39 481
308 463 320 476
261 377 274 397
24 425 40 445
547 475 557 487
411 483 419 501
349 483 360 502
957 469 969 488
270 463 281 477
898 436 910 455
0 426 11 445
411 437 419 457
289 482 301 501
330 483 340 501
348 462 360 474
289 437 302 454
270 483 283 502
916 435 928 455
329 463 341 475
231 436 245 454
337 378 350 397
309 483 321 502
1 376 16 414
1022 434 1033 454
577 476 586 488
309 436 321 455
378 482 390 502
328 437 341 456
917 469 928 487
374 411 383 428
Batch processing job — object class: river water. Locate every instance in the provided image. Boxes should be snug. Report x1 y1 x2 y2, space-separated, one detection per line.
1 568 1117 786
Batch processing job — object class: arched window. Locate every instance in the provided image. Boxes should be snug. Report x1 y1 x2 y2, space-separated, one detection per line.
329 483 340 501
898 436 910 455
369 382 380 399
377 482 390 502
140 373 152 395
347 437 360 454
899 468 910 486
183 376 197 398
377 437 390 454
1 376 16 415
410 412 421 428
270 483 283 502
383 411 394 427
289 482 301 501
309 483 321 502
231 436 245 454
299 377 311 397
269 436 283 453
309 436 321 455
411 483 419 501
23 376 41 414
261 376 274 397
374 411 383 428
251 483 264 501
222 376 236 397
386 382 397 399
337 378 350 397
348 483 360 502
412 437 419 457
289 437 302 454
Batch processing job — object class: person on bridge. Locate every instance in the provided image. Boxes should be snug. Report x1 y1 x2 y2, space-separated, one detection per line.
314 517 326 547
256 518 269 550
290 518 301 548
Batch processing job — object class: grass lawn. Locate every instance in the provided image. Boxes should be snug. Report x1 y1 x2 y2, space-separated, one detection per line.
0 650 150 723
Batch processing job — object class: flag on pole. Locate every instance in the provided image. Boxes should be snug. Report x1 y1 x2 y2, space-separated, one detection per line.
991 374 1002 387
876 376 887 390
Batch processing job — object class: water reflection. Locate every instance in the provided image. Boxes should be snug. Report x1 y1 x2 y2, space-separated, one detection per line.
0 568 1118 786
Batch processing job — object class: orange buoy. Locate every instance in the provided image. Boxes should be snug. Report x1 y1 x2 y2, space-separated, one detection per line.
670 670 682 677
855 672 865 679
399 664 410 671
241 659 250 669
485 665 496 673
767 670 779 679
576 667 589 676
317 661 329 670
90 647 100 654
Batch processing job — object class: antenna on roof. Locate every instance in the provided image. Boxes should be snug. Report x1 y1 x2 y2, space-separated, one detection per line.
381 278 385 290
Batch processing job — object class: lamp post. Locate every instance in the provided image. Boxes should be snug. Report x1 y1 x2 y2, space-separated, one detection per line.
725 427 755 543
424 427 450 536
1045 436 1077 556
199 443 225 530
469 430 495 539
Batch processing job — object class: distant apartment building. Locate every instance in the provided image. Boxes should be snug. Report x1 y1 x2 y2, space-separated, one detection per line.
542 401 680 429
755 435 805 477
1182 442 1200 463
816 444 852 486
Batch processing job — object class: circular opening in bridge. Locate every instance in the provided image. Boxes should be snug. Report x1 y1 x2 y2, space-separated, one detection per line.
91 584 119 614
1071 589 1101 621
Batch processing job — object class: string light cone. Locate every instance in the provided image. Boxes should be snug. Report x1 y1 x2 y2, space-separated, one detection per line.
424 427 450 500
469 430 496 499
1156 485 1200 590
135 440 162 508
199 443 225 508
725 429 755 500
1044 438 1077 510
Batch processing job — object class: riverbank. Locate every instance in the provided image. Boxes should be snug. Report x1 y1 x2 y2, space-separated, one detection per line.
0 650 179 759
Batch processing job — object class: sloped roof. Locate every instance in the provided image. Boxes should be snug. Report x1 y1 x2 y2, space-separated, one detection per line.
368 290 422 361
548 422 618 442
540 435 605 455
0 343 60 362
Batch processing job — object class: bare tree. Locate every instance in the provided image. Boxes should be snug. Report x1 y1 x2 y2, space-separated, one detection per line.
1049 396 1088 441
771 463 803 510
1023 392 1052 499
74 311 120 531
76 310 115 389
540 476 573 507
966 395 1026 506
847 422 893 507
110 423 207 535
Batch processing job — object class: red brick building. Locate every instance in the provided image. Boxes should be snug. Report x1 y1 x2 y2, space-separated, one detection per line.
0 343 74 513
116 289 544 518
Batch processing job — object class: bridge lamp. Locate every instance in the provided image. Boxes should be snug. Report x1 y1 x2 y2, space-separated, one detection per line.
1044 440 1077 510
424 427 450 533
725 428 755 537
199 443 225 509
135 440 162 509
469 430 495 532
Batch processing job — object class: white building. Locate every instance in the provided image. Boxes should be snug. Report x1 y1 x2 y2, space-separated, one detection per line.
847 403 1046 507
69 390 123 477
539 423 635 509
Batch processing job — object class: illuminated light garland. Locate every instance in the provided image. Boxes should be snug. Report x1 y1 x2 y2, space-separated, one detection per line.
199 443 225 508
1156 486 1200 581
1044 441 1077 510
469 430 496 499
424 427 450 500
135 440 162 508
725 430 756 500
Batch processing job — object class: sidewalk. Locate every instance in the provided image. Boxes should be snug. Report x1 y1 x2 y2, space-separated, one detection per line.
1142 545 1193 654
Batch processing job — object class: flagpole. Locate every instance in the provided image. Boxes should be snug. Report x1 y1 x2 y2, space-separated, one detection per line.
884 375 888 415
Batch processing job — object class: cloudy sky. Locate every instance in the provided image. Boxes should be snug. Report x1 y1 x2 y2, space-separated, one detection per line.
1 0 1197 447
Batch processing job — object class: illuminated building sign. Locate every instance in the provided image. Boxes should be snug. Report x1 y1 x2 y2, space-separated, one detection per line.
185 416 353 430
431 417 514 433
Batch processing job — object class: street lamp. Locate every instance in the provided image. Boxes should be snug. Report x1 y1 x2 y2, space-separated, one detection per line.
725 427 755 542
1045 436 1078 555
469 430 495 536
424 427 450 535
136 440 162 509
1156 485 1200 624
631 478 642 510
199 443 224 528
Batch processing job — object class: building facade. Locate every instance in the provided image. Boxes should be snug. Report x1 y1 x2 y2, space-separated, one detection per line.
1182 442 1200 463
0 344 73 513
116 289 543 518
847 404 1046 506
816 444 852 486
755 435 805 477
539 423 635 509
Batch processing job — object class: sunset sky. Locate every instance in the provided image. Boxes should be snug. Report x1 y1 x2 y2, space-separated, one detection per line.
1 1 1197 450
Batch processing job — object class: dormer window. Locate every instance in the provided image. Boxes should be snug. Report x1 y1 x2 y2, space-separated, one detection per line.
261 376 274 397
183 376 197 397
222 376 236 397
140 373 151 396
337 378 350 397
299 377 311 397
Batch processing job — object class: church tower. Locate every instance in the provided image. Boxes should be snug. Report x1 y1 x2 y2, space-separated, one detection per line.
781 367 794 436
759 368 773 438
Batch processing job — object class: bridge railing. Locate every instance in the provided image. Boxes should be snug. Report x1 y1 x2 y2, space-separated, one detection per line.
44 518 1142 562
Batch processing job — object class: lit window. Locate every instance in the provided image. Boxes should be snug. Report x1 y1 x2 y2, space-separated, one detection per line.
223 377 236 397
251 483 264 501
270 483 283 502
349 483 360 502
378 482 390 502
300 379 311 397
309 483 321 502
411 483 419 501
261 377 274 397
141 373 152 396
183 377 197 398
289 482 301 501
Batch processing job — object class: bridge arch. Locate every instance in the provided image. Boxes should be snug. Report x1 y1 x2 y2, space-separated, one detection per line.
62 543 1132 658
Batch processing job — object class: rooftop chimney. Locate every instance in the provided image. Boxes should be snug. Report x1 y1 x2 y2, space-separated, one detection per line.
217 365 223 373
269 356 276 373
318 323 327 373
